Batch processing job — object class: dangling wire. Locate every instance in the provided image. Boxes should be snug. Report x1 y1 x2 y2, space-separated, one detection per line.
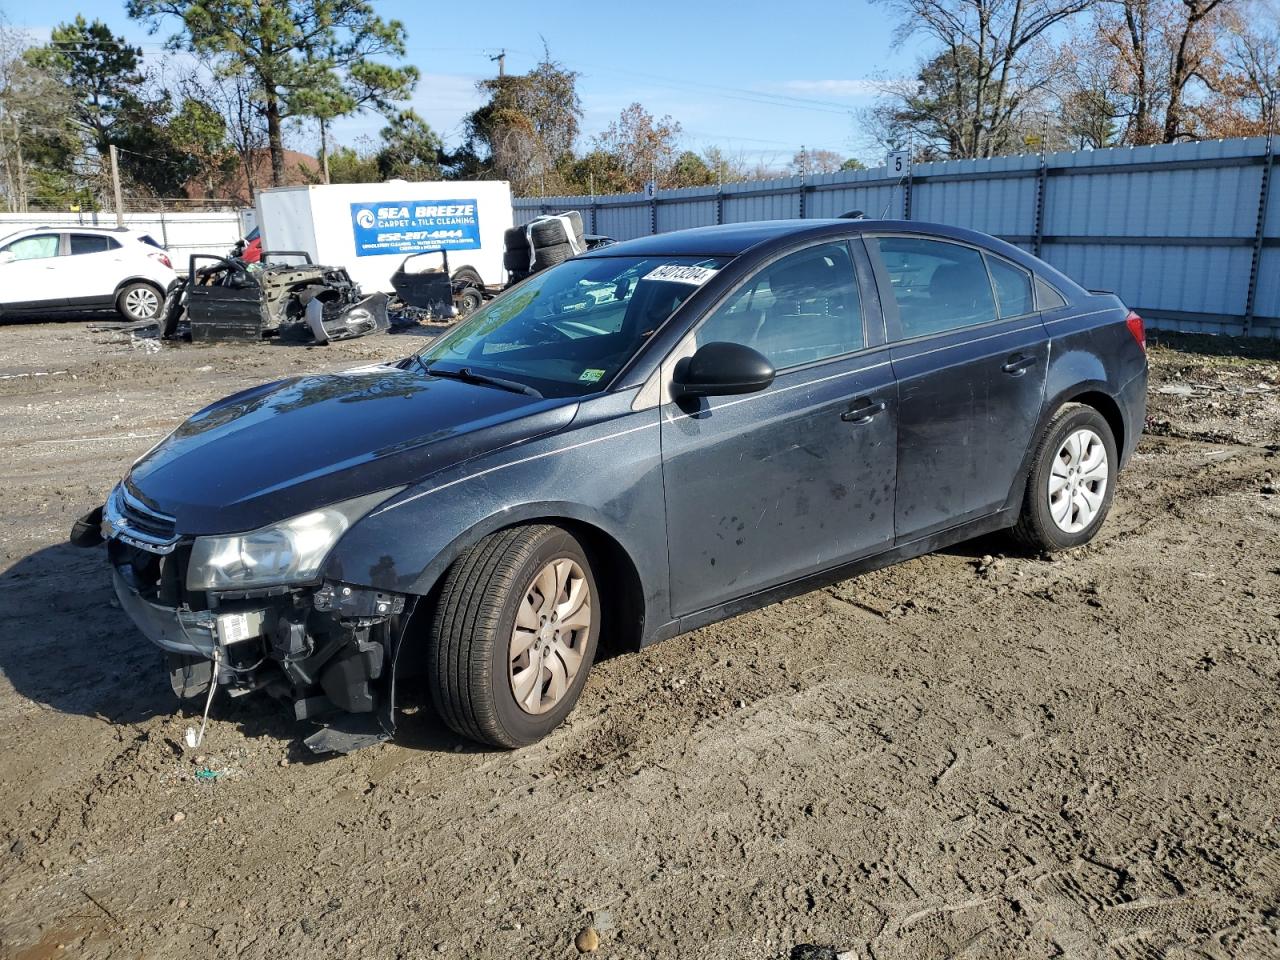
185 646 220 750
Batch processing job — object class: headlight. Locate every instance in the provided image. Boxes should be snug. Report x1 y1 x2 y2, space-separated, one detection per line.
186 489 401 591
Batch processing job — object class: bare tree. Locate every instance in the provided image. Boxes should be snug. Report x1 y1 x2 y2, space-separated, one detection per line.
1221 4 1280 131
0 17 75 211
789 148 848 174
1164 0 1235 139
871 0 1096 157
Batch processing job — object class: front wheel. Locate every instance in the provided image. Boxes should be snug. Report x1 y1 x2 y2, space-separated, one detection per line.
1013 403 1118 552
428 525 599 748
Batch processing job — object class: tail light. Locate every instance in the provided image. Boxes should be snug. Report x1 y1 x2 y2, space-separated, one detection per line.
149 251 172 270
1124 310 1145 352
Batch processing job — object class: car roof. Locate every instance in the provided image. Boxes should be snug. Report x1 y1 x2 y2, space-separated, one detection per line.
2 224 150 237
578 218 1025 260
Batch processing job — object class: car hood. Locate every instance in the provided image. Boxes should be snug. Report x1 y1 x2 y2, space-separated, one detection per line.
128 363 578 535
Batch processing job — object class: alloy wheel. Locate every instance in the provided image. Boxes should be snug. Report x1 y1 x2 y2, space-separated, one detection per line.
125 286 160 320
508 558 592 715
1047 427 1109 533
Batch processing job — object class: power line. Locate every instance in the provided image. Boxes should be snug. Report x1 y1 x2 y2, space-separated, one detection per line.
681 128 852 154
571 63 865 117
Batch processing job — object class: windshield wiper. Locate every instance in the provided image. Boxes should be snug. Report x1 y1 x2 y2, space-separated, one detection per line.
424 364 543 398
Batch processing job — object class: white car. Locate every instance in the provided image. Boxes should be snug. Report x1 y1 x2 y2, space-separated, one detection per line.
0 225 177 322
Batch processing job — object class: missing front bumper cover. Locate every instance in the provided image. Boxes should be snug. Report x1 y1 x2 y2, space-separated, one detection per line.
111 566 413 755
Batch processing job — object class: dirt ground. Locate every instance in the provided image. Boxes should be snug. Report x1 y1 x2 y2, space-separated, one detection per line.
0 318 1277 960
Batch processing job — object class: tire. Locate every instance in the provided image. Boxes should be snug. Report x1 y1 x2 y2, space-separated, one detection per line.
428 524 601 748
159 278 187 339
1012 403 1118 552
117 281 164 323
529 217 573 247
503 225 530 252
451 266 482 288
456 286 483 318
503 248 530 271
531 241 574 270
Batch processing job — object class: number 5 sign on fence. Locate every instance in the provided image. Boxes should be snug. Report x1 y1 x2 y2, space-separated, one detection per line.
888 151 911 176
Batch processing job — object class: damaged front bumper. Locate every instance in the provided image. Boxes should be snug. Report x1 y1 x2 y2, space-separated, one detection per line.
93 517 414 754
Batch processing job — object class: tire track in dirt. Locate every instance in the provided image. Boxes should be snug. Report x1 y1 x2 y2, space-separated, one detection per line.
2 328 1279 958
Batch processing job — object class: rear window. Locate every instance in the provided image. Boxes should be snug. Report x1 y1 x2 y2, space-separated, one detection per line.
986 256 1034 318
1036 277 1067 310
69 234 119 255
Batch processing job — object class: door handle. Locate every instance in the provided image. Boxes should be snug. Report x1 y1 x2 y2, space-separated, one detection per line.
841 399 887 424
1001 354 1036 374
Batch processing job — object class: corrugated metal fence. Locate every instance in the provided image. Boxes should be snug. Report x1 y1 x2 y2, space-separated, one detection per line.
0 211 244 262
515 136 1279 339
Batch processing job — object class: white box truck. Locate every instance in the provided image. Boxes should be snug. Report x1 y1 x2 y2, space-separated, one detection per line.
254 180 513 297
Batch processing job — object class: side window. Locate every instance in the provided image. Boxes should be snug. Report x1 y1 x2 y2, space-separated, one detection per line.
986 255 1034 318
695 241 863 370
874 236 997 339
1035 277 1067 310
2 234 59 261
69 234 118 255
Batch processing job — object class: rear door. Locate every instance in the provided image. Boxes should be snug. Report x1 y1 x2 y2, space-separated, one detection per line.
867 234 1048 541
0 232 65 311
660 239 897 617
62 233 125 308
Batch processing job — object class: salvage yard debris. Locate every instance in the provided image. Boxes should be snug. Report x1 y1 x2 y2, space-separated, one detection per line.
161 252 390 345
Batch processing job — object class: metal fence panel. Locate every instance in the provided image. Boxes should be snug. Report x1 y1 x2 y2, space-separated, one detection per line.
511 136 1280 338
1254 249 1280 325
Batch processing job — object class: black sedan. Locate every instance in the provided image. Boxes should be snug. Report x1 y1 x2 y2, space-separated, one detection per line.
76 219 1148 752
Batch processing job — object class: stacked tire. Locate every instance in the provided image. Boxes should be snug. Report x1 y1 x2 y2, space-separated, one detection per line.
504 212 585 281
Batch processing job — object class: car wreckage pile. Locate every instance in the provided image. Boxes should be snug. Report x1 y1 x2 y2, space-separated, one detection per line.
158 253 391 345
156 213 607 347
158 249 476 346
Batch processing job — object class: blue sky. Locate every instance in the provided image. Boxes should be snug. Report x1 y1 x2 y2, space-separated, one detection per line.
7 0 917 165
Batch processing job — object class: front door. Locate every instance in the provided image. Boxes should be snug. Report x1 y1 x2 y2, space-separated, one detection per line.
868 235 1049 541
661 240 897 618
0 232 65 311
185 256 264 340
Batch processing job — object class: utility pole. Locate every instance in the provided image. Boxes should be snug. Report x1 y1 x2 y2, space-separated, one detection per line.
490 49 506 78
109 144 124 227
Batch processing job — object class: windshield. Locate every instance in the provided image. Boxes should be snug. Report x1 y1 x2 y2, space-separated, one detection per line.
416 254 729 398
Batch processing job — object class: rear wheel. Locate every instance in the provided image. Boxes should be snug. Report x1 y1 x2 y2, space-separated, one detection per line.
1013 403 1117 552
117 282 163 322
428 525 600 748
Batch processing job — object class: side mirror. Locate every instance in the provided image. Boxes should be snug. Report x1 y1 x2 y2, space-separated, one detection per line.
0 251 14 265
673 341 775 398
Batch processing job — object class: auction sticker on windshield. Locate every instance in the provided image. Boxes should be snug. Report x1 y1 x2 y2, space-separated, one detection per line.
643 264 719 285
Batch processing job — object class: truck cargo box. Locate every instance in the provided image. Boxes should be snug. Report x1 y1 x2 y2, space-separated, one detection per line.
254 181 513 295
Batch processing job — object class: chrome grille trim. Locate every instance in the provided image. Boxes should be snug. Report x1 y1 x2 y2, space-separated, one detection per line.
103 484 179 555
